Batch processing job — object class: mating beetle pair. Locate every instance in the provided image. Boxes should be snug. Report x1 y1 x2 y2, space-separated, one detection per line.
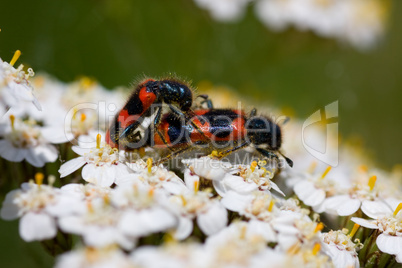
106 78 293 168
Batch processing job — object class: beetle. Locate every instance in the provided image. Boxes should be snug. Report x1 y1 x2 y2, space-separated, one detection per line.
106 78 210 150
149 108 293 168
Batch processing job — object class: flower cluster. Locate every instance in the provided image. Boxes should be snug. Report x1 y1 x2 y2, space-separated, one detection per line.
193 0 389 50
1 60 402 267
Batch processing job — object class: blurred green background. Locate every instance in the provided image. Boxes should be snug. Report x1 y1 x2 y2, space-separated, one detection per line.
1 0 401 266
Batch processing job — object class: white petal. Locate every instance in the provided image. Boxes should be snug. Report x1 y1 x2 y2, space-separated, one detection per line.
84 226 119 248
71 146 91 156
350 217 378 229
26 147 46 167
114 173 144 186
221 191 251 212
41 127 71 144
187 158 228 181
213 180 228 197
223 174 258 194
324 195 361 216
396 253 402 264
248 220 277 242
0 140 26 162
197 203 227 236
184 169 200 192
119 211 143 237
361 200 393 219
46 195 85 217
28 145 58 167
270 181 285 196
0 190 21 220
376 234 402 255
336 199 361 216
140 208 177 234
114 164 132 179
162 180 188 195
19 212 57 241
277 234 299 251
325 243 359 268
294 180 325 206
58 216 85 234
82 164 115 187
59 157 86 178
173 216 193 240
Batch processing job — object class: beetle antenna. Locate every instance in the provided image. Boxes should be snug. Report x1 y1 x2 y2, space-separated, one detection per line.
279 151 293 167
280 117 290 125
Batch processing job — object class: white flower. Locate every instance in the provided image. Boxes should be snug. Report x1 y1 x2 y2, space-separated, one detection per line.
193 0 250 22
352 201 402 263
131 243 205 268
185 158 283 197
319 174 391 216
169 169 228 240
111 180 177 238
58 197 135 250
204 221 274 267
183 157 231 181
120 159 188 194
56 246 133 268
0 115 66 167
292 167 337 210
0 174 81 241
272 210 322 251
58 134 132 187
321 226 362 268
0 51 41 111
254 0 388 50
218 161 284 196
60 183 111 203
221 191 277 242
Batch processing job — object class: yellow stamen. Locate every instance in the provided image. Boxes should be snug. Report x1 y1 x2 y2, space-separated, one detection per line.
35 172 44 186
359 165 368 173
72 108 77 119
240 225 247 239
312 243 321 255
320 166 332 180
194 180 199 193
9 115 15 131
287 243 300 255
48 175 56 186
348 224 360 238
179 195 187 206
258 160 267 166
132 184 138 194
163 232 176 244
250 161 258 172
96 134 101 149
393 203 402 217
147 158 153 173
261 167 267 177
80 113 86 122
368 175 377 191
103 195 110 205
308 161 318 173
148 188 154 198
209 150 219 158
80 76 96 89
10 50 21 66
87 202 94 213
314 222 324 233
268 199 275 212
